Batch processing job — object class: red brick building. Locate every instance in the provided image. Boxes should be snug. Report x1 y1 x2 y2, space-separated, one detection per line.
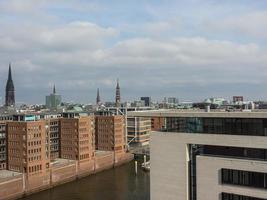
95 115 126 154
59 116 95 161
6 121 49 176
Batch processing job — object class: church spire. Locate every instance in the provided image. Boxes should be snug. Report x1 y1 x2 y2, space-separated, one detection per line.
53 84 56 94
115 78 120 107
116 78 120 89
8 63 12 80
5 63 15 107
96 88 101 105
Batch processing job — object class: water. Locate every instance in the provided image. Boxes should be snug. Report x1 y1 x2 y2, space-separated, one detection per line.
21 159 150 200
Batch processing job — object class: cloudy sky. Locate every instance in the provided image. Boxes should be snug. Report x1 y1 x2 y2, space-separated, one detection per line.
0 0 267 104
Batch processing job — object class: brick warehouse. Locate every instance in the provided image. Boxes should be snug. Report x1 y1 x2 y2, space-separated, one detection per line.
0 114 133 200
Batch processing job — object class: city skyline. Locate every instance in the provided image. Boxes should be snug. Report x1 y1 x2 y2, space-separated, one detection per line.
0 63 266 105
1 0 267 103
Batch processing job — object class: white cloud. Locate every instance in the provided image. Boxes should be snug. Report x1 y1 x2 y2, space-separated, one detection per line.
0 0 45 13
0 0 267 102
205 11 267 38
1 20 266 80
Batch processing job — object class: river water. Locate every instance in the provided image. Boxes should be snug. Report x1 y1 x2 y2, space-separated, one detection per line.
21 159 150 200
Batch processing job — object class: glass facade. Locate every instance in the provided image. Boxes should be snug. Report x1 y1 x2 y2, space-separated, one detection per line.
163 116 267 200
222 193 267 200
221 169 267 189
202 145 267 161
165 117 267 136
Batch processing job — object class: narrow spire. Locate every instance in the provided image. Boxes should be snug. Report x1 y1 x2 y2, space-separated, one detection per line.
116 78 120 89
5 63 15 107
96 88 101 105
8 63 12 80
53 84 56 94
115 78 120 107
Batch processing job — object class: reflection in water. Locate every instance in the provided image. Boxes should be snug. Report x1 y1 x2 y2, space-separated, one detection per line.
20 160 150 200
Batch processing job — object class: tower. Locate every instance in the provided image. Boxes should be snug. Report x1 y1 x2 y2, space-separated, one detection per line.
96 88 101 105
53 84 56 94
115 79 120 107
5 63 15 107
45 84 61 110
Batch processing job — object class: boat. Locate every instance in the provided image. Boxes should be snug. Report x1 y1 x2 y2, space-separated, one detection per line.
141 161 150 171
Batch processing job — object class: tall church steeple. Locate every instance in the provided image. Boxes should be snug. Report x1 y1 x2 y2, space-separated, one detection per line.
115 79 120 107
53 84 56 94
96 88 101 105
5 63 15 107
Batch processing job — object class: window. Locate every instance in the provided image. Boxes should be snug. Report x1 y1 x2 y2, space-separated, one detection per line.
221 168 267 189
222 193 267 200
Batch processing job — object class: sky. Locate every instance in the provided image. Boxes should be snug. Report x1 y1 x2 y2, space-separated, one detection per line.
1 0 267 104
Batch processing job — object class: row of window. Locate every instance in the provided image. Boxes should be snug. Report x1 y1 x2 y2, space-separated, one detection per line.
61 131 78 136
27 132 42 139
0 140 6 145
9 165 20 172
80 153 89 160
221 168 267 189
28 155 42 162
9 148 21 154
50 127 58 132
0 162 6 170
61 147 78 151
98 139 113 144
9 126 41 131
98 135 112 138
167 117 267 136
61 141 75 145
222 193 266 200
8 156 21 162
27 126 42 131
0 154 6 160
28 140 42 146
0 126 6 131
50 140 59 144
8 133 23 139
28 164 42 173
50 121 58 126
79 128 88 132
79 140 89 145
62 154 75 160
79 134 89 138
28 148 42 154
50 146 59 151
50 133 59 138
79 146 89 152
8 141 20 146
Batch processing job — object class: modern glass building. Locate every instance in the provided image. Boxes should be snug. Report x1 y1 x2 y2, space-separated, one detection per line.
128 110 267 200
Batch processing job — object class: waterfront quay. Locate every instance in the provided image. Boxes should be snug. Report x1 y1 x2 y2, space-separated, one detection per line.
20 159 149 200
0 151 133 200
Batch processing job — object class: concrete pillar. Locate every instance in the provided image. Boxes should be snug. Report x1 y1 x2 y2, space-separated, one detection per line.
22 173 26 191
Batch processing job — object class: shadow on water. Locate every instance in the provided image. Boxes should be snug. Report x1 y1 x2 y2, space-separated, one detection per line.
20 159 150 200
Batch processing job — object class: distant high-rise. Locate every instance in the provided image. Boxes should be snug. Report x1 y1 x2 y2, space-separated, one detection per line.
115 79 120 107
96 88 101 105
141 97 151 107
45 84 62 110
5 63 15 107
233 96 243 103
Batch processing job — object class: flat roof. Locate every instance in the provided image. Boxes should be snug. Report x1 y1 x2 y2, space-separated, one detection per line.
127 109 267 118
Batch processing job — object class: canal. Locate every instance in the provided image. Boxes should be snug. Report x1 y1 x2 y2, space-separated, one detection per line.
20 159 150 200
